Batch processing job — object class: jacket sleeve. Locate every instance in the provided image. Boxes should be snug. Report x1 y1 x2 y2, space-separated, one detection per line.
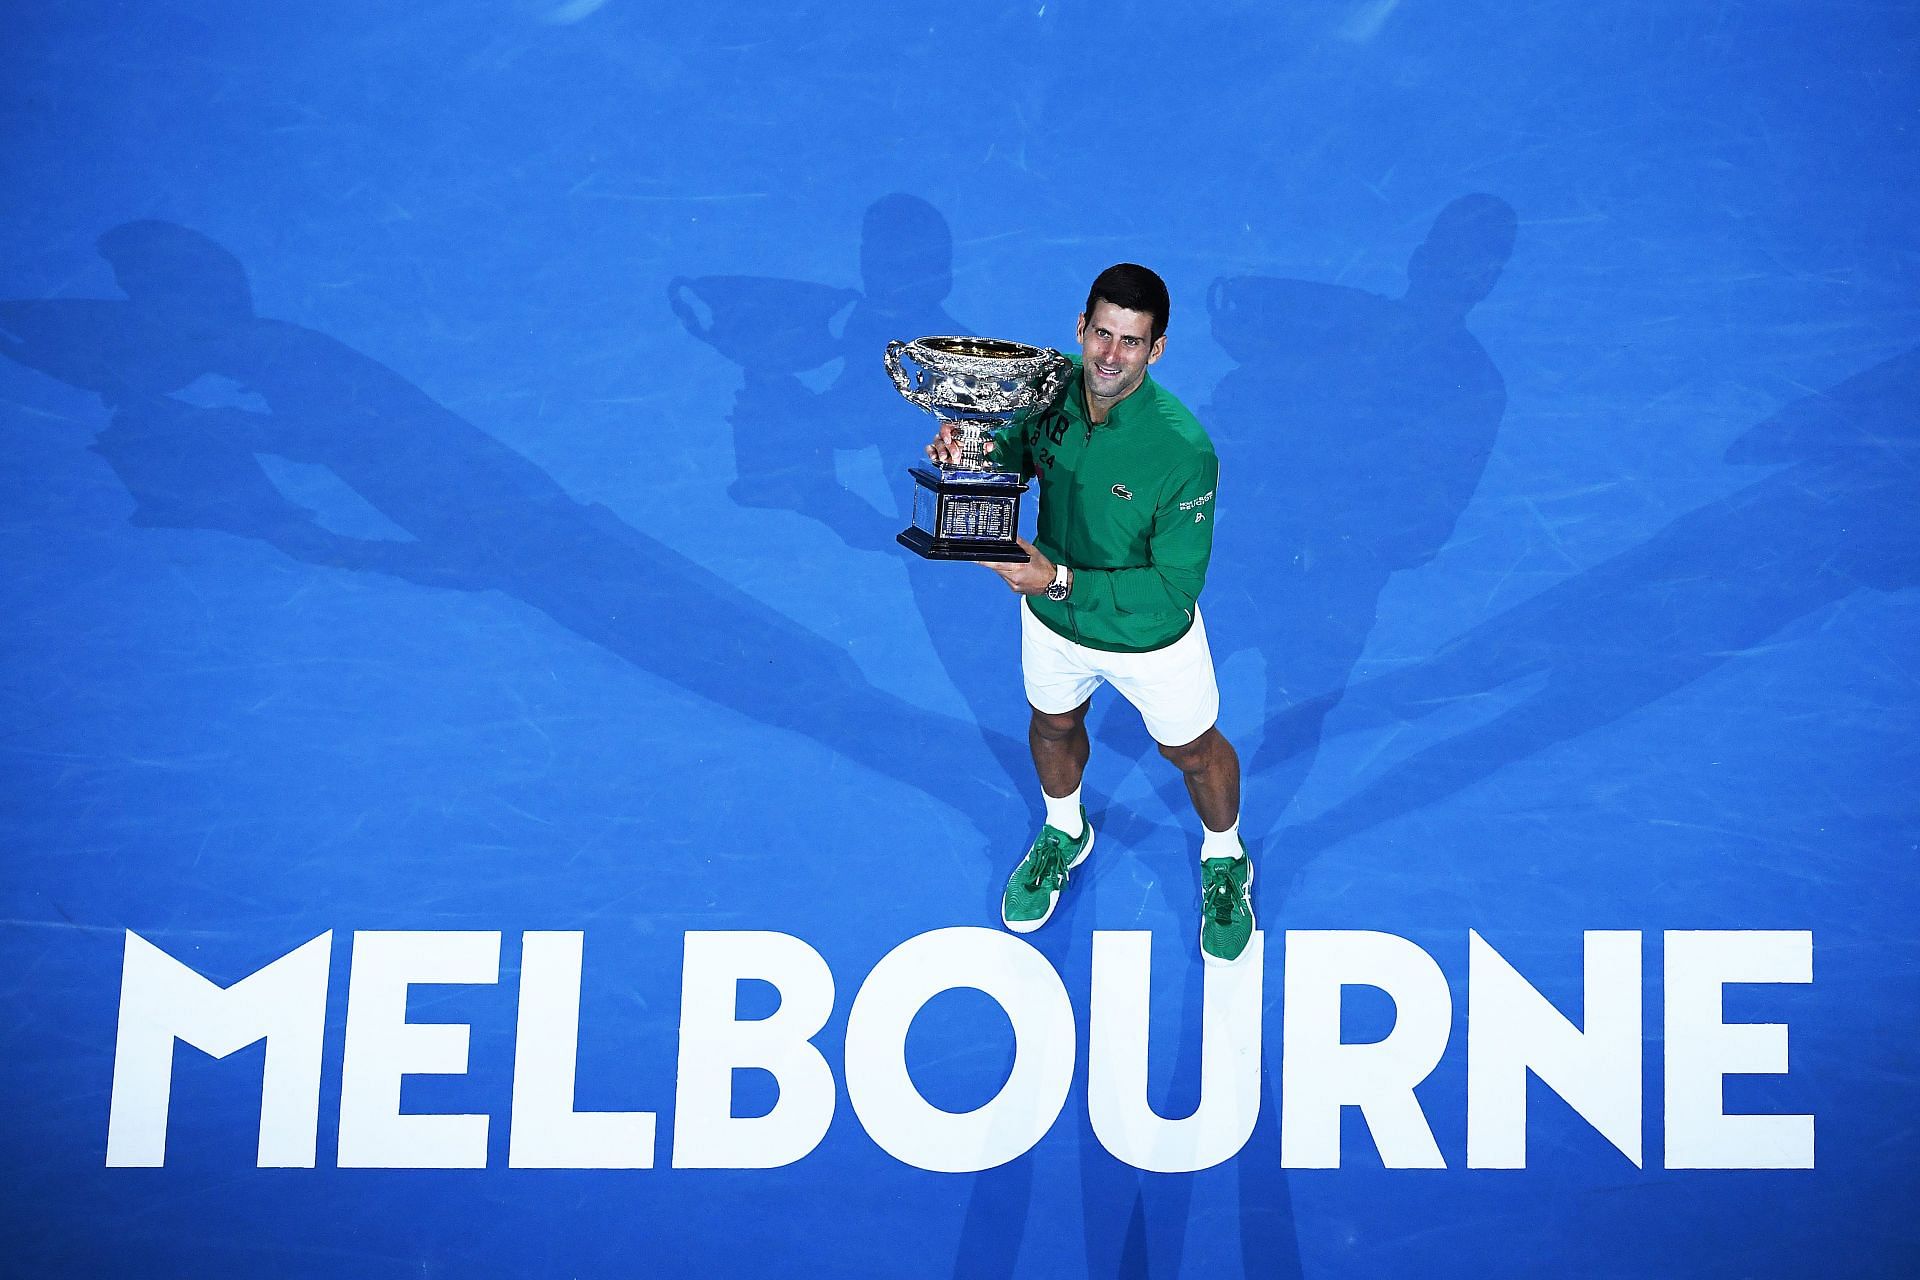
1068 451 1219 616
987 411 1037 480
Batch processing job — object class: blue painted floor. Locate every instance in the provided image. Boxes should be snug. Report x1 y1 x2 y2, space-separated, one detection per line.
2 1 1916 1275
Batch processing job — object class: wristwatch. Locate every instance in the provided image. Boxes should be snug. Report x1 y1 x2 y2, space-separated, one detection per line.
1045 563 1072 602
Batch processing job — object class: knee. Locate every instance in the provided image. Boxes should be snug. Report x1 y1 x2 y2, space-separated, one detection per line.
1159 726 1225 774
1030 705 1087 742
1158 736 1204 774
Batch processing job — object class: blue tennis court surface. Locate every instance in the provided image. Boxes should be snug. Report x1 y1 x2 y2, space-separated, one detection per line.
3 2 1915 1275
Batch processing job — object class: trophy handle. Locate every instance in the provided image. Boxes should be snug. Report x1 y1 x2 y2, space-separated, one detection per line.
1206 277 1230 317
884 339 935 410
1037 348 1072 406
667 278 711 340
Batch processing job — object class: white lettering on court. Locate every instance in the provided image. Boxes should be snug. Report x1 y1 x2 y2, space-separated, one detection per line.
1280 930 1451 1168
1087 930 1263 1172
100 925 1817 1173
337 931 500 1169
1664 930 1813 1169
672 931 836 1169
106 931 333 1168
844 927 1075 1173
510 931 655 1168
1467 930 1642 1168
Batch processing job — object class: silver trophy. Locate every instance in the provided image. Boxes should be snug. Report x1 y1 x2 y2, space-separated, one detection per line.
884 335 1071 561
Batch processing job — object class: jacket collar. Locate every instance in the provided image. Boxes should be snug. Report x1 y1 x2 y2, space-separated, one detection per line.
1062 354 1157 430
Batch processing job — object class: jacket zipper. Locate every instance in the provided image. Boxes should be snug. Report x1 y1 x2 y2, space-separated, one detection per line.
1064 418 1094 646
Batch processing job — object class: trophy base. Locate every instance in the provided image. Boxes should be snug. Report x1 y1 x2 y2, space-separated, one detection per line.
896 527 1030 563
898 464 1029 563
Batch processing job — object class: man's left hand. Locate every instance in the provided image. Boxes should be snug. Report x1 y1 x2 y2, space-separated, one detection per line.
980 538 1056 594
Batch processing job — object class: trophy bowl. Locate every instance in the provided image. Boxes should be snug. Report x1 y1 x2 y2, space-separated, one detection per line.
884 335 1071 562
669 275 858 372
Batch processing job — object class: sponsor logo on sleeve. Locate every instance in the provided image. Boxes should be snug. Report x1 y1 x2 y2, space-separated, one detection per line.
1177 489 1215 512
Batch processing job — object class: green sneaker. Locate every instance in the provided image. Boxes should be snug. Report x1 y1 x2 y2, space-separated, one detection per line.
1200 843 1255 966
1001 809 1094 933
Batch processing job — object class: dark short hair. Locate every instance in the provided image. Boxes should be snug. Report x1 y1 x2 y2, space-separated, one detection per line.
1083 263 1170 341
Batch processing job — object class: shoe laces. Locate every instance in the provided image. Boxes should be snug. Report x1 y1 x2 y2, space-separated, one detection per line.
1024 831 1071 891
1202 861 1240 925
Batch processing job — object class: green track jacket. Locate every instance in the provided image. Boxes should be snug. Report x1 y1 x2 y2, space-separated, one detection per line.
996 359 1219 653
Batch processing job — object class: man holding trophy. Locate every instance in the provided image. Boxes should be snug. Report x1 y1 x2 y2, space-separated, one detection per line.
906 263 1252 966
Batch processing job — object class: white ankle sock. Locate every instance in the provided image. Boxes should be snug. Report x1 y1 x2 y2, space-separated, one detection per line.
1201 818 1242 860
1044 786 1085 838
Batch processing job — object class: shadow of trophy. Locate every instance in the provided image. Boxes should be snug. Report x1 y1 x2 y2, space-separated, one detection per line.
884 336 1068 563
669 274 860 510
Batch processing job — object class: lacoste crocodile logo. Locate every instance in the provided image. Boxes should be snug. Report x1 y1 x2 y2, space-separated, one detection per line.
1111 484 1133 501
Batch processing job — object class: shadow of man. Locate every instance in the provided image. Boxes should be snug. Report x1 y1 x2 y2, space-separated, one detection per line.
1279 345 1920 860
669 193 971 552
1198 194 1518 816
0 220 1019 839
669 194 1039 805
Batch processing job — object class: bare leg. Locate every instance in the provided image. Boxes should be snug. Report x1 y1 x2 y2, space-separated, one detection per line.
1159 726 1241 833
1030 701 1092 799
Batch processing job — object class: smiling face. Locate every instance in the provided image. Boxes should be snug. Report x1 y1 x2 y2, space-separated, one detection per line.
1076 299 1165 418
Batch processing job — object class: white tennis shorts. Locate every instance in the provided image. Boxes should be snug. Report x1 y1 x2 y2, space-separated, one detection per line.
1020 600 1221 748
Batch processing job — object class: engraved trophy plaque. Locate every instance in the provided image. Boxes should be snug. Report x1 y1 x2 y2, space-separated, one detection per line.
884 336 1071 562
